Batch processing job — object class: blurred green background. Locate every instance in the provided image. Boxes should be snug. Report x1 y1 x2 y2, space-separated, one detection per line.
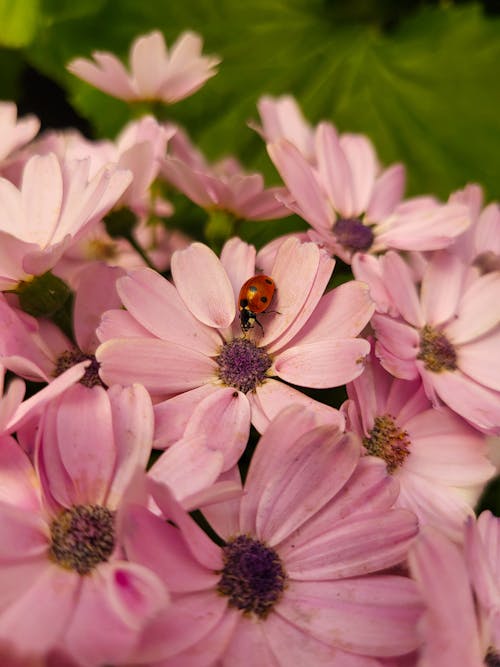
1 0 499 202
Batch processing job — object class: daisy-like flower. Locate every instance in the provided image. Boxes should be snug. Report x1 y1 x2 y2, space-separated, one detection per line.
343 343 495 540
371 250 500 434
0 152 131 289
259 96 470 263
67 31 220 104
0 102 39 165
122 406 422 666
161 126 291 221
96 237 374 468
409 515 500 666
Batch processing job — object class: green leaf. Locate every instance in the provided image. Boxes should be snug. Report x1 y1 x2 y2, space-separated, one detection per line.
21 2 500 204
0 0 40 47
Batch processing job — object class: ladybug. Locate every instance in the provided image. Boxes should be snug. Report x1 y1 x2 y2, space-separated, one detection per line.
238 274 276 333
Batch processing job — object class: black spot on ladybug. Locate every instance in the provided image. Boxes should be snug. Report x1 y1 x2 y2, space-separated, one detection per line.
240 298 248 308
265 279 273 284
260 296 268 303
232 391 238 397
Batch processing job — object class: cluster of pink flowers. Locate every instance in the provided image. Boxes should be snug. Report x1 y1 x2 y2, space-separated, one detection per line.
0 28 498 666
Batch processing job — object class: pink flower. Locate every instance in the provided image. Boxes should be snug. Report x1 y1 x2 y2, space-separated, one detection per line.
0 102 39 164
123 406 422 665
0 383 168 665
67 31 220 104
96 237 374 467
343 343 495 540
260 97 469 262
371 250 500 434
0 152 131 288
161 127 291 221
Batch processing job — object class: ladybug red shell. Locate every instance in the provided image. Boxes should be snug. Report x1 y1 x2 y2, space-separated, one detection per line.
238 275 276 333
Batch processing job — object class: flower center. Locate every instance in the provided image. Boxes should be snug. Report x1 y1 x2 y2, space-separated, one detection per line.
417 325 457 373
54 350 105 388
486 648 500 667
49 504 115 575
333 217 374 252
474 251 500 274
217 535 287 618
216 338 272 393
363 414 411 473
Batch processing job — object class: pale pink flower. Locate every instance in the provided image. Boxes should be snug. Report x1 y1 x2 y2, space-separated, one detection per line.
0 102 39 164
0 152 131 288
371 250 500 434
450 183 500 273
409 518 500 666
343 343 495 540
161 126 291 221
96 237 374 467
122 406 422 666
0 383 168 665
67 30 220 104
261 97 470 262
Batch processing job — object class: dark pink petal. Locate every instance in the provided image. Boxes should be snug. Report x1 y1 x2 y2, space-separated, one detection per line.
0 564 80 654
117 267 221 354
465 512 500 619
274 338 370 388
183 387 251 469
149 434 224 502
61 561 168 666
256 430 360 546
96 338 217 395
0 559 49 616
286 509 418 580
267 139 332 229
445 270 500 344
420 251 466 327
171 243 235 329
222 614 280 666
430 368 500 433
409 528 483 666
0 502 47 559
366 163 405 222
0 435 42 511
315 123 354 216
54 384 116 505
239 406 334 534
250 379 345 434
73 263 125 352
279 578 421 656
153 385 219 449
282 280 374 347
105 384 154 509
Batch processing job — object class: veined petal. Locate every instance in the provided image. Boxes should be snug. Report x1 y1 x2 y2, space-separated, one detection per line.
315 123 354 217
445 270 500 344
420 251 467 327
339 133 377 214
381 252 423 327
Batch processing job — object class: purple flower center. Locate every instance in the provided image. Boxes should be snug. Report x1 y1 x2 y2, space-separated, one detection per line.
333 217 374 252
217 535 287 618
216 338 272 394
486 649 500 666
417 325 457 373
49 504 115 575
363 414 411 473
54 350 105 388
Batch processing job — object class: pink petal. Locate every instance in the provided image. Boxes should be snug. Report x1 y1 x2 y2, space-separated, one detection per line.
372 314 420 362
315 123 354 216
130 31 168 98
0 179 24 237
117 267 221 354
96 338 217 395
279 578 421 656
429 368 500 433
339 133 377 214
21 154 63 247
274 338 370 388
256 430 360 546
222 615 279 667
105 384 154 509
267 139 332 229
97 308 154 342
171 242 235 329
67 52 136 99
420 251 467 327
0 502 47 559
250 379 345 434
366 163 405 222
445 270 500 343
381 252 423 327
73 263 125 352
282 280 374 347
54 384 116 505
153 384 219 448
286 509 418 580
220 237 256 336
183 387 251 469
0 435 41 511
